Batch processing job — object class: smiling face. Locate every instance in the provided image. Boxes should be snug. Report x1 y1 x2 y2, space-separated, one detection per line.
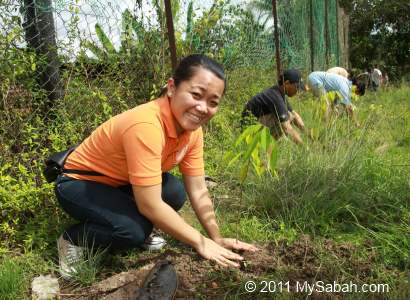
167 67 225 134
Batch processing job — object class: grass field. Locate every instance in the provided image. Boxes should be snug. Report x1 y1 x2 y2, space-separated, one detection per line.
0 76 409 299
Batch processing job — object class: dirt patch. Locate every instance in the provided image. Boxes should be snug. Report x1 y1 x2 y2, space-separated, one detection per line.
58 236 382 299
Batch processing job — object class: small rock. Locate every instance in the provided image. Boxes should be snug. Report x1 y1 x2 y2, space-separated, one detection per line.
205 180 218 188
31 275 59 300
205 176 218 188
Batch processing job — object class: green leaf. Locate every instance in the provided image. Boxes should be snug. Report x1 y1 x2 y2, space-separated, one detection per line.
243 132 260 161
120 9 134 53
239 163 249 183
260 126 270 152
227 153 242 168
269 140 278 172
186 1 193 41
234 124 262 147
83 41 106 60
95 23 116 54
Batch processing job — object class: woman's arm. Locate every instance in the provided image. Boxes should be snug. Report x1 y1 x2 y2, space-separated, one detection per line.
183 175 259 252
132 184 245 267
182 175 221 240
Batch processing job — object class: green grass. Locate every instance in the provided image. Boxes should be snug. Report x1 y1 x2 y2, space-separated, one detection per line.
202 83 410 298
1 66 409 298
0 258 26 300
67 246 106 287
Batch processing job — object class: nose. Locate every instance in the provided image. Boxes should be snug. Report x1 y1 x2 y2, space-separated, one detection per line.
195 102 208 114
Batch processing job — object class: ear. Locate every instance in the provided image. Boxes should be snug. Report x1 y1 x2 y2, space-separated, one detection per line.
167 78 176 97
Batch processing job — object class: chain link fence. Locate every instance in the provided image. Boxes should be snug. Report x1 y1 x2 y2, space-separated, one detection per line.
0 0 349 167
0 0 347 245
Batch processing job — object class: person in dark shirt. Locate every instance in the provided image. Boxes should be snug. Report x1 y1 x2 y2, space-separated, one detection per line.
241 69 308 145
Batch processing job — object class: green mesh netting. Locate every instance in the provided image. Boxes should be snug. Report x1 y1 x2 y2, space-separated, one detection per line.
0 0 344 156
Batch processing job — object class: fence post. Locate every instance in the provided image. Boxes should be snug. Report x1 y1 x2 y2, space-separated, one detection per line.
271 0 281 79
164 0 178 72
337 4 350 68
309 0 314 72
335 0 340 66
324 0 330 68
22 0 63 116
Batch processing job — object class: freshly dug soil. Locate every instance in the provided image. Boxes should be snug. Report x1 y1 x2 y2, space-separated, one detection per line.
59 235 379 299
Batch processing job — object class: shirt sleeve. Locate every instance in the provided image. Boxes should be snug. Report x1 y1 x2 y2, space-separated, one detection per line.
122 122 164 186
270 97 289 123
339 82 352 105
178 128 205 176
286 99 293 112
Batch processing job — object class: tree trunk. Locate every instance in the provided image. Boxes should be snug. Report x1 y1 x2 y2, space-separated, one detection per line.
22 0 63 116
337 3 349 69
164 0 178 72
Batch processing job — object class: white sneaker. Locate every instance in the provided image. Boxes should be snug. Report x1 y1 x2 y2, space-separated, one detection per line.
142 233 166 251
57 234 85 280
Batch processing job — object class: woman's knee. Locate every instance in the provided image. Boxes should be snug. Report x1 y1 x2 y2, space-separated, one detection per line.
161 173 186 211
112 218 152 249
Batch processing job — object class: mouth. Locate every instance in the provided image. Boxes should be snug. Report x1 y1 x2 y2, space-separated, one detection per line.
185 112 202 123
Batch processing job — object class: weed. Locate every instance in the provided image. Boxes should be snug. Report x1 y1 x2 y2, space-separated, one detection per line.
0 258 25 300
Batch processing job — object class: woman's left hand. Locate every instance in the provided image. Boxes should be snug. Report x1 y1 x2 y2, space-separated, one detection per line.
214 238 259 252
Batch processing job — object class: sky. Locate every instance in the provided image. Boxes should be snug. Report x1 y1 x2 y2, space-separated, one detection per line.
53 0 222 55
0 0 244 57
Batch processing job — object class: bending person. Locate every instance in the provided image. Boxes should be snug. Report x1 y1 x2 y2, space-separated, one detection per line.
55 54 257 280
241 69 308 145
307 71 365 124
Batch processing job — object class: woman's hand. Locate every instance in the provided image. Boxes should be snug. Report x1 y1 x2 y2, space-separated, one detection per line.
194 237 245 267
214 237 259 253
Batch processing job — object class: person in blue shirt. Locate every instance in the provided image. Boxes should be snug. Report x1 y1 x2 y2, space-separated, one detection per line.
307 71 365 125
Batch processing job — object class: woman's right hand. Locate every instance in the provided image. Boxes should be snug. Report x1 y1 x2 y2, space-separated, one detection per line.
194 237 244 267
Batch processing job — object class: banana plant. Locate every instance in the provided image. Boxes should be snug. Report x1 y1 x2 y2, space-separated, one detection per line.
83 9 145 61
183 0 225 53
224 124 278 183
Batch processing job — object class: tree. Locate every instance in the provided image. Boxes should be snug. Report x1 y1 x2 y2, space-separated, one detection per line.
22 0 63 115
339 0 410 79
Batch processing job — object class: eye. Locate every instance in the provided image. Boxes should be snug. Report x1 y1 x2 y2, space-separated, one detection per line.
209 100 219 108
191 92 201 99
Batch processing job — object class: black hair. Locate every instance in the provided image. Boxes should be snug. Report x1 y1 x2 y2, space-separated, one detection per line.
356 82 366 96
173 54 226 93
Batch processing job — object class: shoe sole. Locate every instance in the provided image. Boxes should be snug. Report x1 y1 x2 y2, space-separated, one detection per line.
136 260 178 300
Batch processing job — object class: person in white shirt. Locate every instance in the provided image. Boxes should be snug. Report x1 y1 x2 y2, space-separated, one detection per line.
327 67 349 78
371 68 383 91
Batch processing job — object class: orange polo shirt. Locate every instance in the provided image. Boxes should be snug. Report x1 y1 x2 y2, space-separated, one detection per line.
64 97 204 187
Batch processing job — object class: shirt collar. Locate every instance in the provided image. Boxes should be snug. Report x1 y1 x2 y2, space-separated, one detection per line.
273 85 285 97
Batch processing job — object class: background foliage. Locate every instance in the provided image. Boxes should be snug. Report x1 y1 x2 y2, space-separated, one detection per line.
339 0 410 79
0 0 409 298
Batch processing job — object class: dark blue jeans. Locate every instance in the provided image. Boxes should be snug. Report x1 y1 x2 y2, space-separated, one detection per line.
55 173 186 251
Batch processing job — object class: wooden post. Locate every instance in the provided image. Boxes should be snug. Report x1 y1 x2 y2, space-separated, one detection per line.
337 5 350 68
335 0 340 66
344 9 350 69
164 0 178 71
324 0 330 68
309 0 314 72
271 0 281 79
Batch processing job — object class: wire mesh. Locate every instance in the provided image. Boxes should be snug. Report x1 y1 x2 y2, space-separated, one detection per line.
1 0 343 164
